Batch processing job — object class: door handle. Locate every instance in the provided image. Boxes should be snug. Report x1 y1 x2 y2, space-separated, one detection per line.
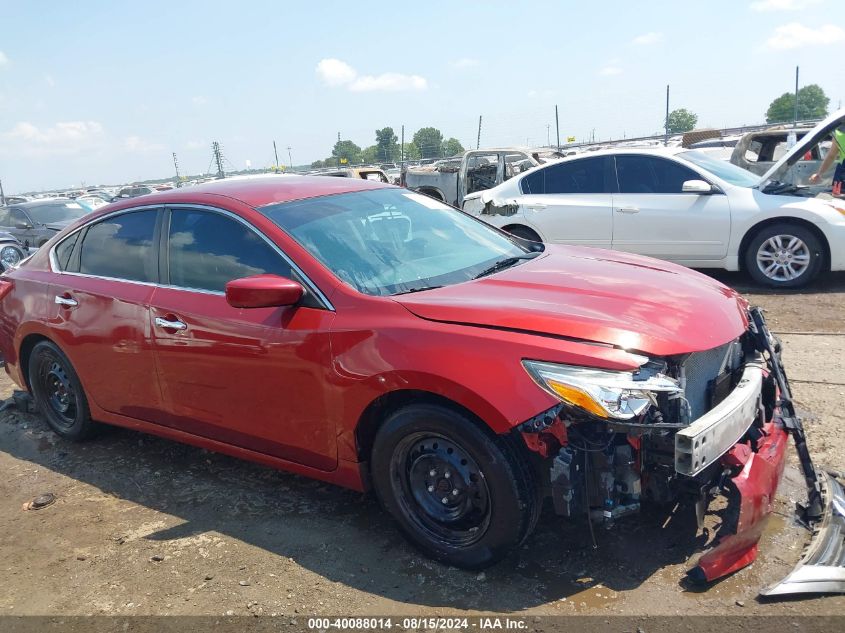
525 203 547 210
154 316 187 331
54 294 78 308
616 206 640 214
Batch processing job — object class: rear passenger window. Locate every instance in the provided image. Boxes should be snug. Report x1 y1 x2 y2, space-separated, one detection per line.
521 157 609 194
78 210 158 282
167 209 292 293
54 232 80 271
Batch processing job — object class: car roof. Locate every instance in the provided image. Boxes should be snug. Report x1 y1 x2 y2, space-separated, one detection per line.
115 174 394 209
8 198 73 209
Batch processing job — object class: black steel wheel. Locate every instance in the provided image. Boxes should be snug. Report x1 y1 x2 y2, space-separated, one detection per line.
28 341 97 440
371 403 538 569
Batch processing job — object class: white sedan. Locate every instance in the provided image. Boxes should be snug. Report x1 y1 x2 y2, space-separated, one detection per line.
468 110 845 288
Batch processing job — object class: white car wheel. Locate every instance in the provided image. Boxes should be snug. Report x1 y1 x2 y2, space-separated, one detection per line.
755 234 811 283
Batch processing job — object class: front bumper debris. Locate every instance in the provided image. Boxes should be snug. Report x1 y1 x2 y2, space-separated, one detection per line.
760 471 845 596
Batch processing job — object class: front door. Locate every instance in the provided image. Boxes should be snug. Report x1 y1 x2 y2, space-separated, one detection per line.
149 207 337 470
516 155 614 247
611 154 731 261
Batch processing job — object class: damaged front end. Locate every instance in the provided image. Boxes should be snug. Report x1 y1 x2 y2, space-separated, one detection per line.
515 307 843 596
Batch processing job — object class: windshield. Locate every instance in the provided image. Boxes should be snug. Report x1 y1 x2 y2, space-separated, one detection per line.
677 150 760 188
261 188 530 296
26 201 89 224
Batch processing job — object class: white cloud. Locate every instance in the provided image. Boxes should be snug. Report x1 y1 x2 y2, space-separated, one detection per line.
450 57 480 69
751 0 821 11
349 73 427 92
192 95 208 106
44 74 55 87
766 22 845 49
316 58 427 92
8 120 103 144
185 140 205 150
632 32 663 45
2 120 105 156
599 65 622 76
124 135 164 153
316 58 357 86
0 51 8 67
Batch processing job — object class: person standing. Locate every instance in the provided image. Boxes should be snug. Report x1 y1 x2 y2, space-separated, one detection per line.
809 124 845 195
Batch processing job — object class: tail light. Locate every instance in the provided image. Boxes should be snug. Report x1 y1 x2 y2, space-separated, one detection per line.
0 279 13 301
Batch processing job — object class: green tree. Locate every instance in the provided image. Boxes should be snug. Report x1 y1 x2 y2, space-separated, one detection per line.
665 108 698 134
360 145 379 164
766 84 829 123
375 127 399 162
331 139 362 165
401 141 421 161
441 137 465 157
413 127 444 158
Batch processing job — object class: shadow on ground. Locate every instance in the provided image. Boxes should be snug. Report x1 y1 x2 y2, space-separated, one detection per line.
0 407 729 611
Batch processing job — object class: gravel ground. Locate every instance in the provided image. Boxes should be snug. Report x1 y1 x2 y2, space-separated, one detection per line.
0 271 843 618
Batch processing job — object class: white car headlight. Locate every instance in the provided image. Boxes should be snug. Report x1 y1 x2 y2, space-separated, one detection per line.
1 245 23 271
522 360 682 420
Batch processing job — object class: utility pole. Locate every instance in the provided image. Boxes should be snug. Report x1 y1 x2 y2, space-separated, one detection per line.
172 152 182 188
0 179 5 206
476 115 482 150
546 124 551 146
212 141 225 179
337 132 341 167
664 84 670 146
555 105 560 149
287 146 293 169
273 141 280 170
401 125 405 164
793 65 799 128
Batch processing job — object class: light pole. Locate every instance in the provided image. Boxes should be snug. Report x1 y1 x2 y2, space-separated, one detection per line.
287 146 293 169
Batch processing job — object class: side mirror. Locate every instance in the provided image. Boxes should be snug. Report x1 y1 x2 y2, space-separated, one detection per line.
225 274 303 309
14 222 32 230
681 179 715 194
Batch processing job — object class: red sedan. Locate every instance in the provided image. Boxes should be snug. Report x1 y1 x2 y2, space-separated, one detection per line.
0 176 792 578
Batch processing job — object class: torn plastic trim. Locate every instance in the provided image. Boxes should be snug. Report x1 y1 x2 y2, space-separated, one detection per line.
760 471 845 596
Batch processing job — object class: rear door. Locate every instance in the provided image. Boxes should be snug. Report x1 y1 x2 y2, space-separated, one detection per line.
515 156 615 247
149 206 337 470
47 208 164 419
611 154 731 261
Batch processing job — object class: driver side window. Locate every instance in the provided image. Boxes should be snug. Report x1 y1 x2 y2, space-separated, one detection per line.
167 209 293 293
616 156 700 194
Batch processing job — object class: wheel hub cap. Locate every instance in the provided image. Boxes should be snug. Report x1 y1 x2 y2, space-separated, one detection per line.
756 234 810 282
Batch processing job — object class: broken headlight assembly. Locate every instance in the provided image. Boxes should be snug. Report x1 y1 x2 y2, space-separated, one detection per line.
522 360 682 420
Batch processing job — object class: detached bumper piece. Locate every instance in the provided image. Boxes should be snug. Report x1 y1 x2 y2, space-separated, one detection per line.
760 472 845 596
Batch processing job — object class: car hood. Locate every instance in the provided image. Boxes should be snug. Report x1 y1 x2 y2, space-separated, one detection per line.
393 246 748 357
756 108 845 188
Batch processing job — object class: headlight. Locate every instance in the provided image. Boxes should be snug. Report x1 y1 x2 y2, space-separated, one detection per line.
0 245 22 270
522 360 682 420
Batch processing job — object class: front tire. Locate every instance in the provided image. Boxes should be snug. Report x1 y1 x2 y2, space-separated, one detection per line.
744 223 823 289
28 341 97 441
371 404 538 569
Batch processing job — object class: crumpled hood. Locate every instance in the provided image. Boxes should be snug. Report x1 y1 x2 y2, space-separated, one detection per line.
393 245 749 357
757 108 845 188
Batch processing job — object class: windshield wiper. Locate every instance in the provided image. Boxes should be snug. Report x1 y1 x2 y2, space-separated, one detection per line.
763 180 805 195
393 285 444 295
473 252 540 280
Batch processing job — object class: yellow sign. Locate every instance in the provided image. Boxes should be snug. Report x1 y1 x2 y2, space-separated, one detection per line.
567 136 576 143
340 158 348 164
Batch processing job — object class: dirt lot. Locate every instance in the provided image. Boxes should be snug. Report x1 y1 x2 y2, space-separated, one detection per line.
0 272 844 619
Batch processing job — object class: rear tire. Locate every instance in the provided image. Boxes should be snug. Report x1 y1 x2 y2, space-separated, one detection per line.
371 403 538 569
744 223 823 289
28 341 97 441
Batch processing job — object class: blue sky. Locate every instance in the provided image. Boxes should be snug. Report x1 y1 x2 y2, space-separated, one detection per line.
1 0 843 192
